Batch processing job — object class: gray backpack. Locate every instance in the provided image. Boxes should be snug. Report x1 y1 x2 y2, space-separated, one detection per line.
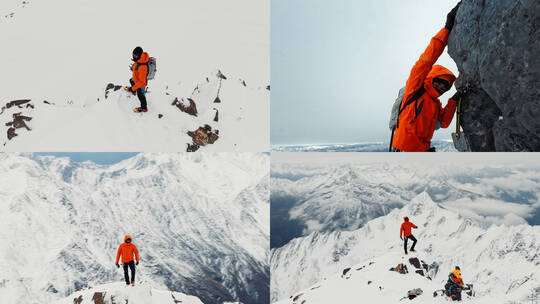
389 86 406 131
136 57 157 81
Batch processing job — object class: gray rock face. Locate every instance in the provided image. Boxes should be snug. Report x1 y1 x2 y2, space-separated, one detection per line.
448 0 540 151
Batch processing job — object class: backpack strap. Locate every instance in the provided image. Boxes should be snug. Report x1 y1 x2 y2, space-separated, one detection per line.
396 87 425 129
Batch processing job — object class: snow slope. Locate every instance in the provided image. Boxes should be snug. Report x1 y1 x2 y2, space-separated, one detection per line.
0 153 269 304
56 282 203 304
0 0 269 151
271 192 540 303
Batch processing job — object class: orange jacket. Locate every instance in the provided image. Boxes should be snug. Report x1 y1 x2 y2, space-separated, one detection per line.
116 235 139 264
131 52 149 91
393 28 457 152
450 269 464 286
400 221 417 237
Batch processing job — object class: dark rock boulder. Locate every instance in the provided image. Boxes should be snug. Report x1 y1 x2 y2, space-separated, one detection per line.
448 0 540 151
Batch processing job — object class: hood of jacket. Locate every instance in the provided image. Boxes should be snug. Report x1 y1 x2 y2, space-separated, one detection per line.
135 52 149 64
424 65 456 98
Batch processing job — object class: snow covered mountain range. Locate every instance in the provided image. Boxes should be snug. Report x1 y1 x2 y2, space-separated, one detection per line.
271 192 540 303
0 153 269 304
271 155 540 248
0 0 269 152
271 140 456 152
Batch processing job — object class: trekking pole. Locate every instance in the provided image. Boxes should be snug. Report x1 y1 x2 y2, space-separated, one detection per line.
455 97 462 138
389 128 395 152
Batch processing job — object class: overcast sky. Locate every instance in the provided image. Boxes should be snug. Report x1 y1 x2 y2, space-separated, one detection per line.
271 0 460 145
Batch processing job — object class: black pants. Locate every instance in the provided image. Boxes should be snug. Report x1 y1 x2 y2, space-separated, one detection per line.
123 261 136 285
404 235 417 254
130 79 147 110
445 280 462 301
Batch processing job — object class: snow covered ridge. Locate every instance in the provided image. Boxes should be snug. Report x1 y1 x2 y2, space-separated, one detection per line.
1 0 269 152
271 192 540 303
0 153 269 304
56 282 204 304
0 69 269 152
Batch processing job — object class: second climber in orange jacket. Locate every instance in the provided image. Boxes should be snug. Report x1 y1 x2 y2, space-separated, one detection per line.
392 2 467 152
126 46 150 113
400 216 418 254
115 235 140 286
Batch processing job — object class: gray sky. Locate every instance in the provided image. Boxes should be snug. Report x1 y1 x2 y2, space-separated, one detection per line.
271 0 459 145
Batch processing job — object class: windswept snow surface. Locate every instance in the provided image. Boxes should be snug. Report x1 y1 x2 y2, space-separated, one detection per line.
272 192 540 303
0 0 269 151
56 282 203 304
0 153 269 304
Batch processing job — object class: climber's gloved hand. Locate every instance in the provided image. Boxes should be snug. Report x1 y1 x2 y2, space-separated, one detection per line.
136 261 139 266
445 1 462 31
116 263 120 268
400 237 403 241
451 85 471 101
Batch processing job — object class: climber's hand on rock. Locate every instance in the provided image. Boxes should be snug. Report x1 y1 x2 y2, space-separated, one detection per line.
451 84 471 101
400 237 403 241
445 1 462 31
116 263 120 268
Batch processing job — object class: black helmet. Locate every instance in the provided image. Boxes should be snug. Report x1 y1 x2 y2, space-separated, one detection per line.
455 266 460 270
132 46 143 61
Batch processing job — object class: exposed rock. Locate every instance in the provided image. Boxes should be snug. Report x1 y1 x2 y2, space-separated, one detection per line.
213 108 219 122
186 143 200 152
7 127 17 140
214 96 221 103
415 269 425 276
217 70 227 80
158 114 164 119
6 99 31 109
6 113 32 130
187 125 219 148
389 263 408 274
172 98 197 116
448 0 540 151
409 257 421 269
73 295 83 304
105 83 123 99
92 292 105 304
341 267 351 277
292 293 303 301
208 132 219 144
266 85 270 91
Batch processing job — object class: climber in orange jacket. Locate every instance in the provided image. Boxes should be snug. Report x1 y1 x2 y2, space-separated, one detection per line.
400 216 418 254
115 235 140 286
392 2 467 152
445 266 465 300
126 46 149 113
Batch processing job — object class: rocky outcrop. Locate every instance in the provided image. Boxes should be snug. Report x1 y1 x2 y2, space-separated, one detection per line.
187 125 219 151
448 0 540 151
172 97 198 116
